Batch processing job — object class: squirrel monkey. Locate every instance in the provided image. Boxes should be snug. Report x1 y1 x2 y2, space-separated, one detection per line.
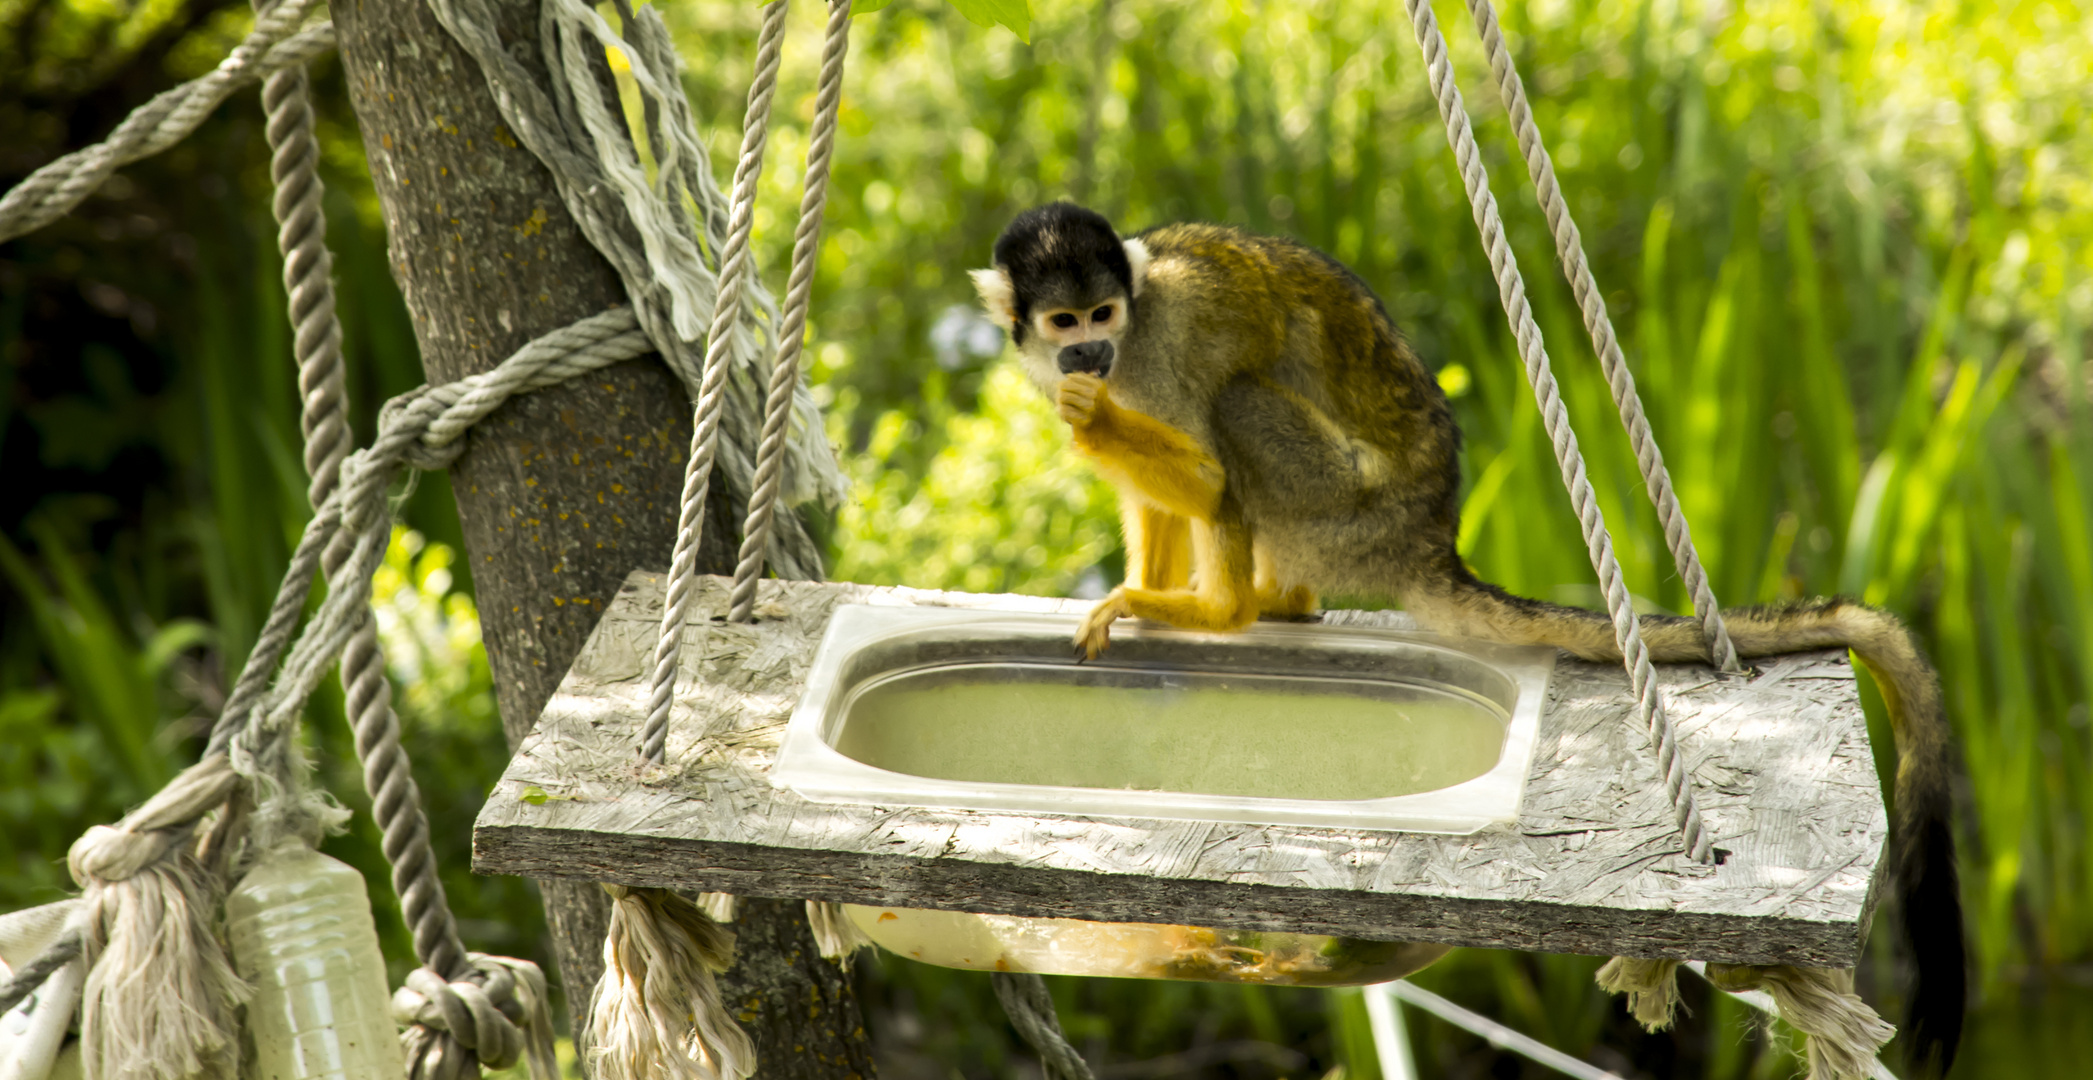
972 201 1965 1075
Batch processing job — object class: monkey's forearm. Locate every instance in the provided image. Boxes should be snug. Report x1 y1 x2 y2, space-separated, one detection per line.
1070 396 1225 520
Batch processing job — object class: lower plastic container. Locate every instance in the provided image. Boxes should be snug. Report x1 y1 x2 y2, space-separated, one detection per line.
844 905 1450 987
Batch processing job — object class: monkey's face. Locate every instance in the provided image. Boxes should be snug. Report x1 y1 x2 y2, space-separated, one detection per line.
1034 295 1128 378
970 202 1152 395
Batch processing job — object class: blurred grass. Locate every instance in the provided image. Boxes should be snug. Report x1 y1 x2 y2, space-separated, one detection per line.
4 0 2091 1077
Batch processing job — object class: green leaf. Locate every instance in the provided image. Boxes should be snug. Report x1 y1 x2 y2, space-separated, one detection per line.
141 620 213 677
520 785 549 805
946 0 1030 42
852 0 896 14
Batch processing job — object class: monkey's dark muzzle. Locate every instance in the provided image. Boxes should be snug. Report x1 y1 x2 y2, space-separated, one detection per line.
1057 341 1114 377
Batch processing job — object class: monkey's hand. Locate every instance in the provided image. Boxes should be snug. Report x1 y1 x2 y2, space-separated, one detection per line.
1074 587 1132 660
1057 372 1110 430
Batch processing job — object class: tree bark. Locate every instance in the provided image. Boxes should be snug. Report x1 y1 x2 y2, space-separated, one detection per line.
328 1 871 1073
720 899 878 1080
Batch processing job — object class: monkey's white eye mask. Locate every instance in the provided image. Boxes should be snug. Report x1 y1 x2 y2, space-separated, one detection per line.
968 236 1153 331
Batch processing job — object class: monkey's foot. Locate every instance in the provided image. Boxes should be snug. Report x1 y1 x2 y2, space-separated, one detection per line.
1256 583 1318 620
1074 588 1132 660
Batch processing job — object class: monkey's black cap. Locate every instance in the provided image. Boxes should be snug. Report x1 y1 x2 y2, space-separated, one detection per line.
993 203 1132 343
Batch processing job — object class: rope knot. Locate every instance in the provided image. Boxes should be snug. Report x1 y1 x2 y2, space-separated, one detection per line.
67 824 186 885
68 756 240 886
395 953 558 1080
376 386 470 471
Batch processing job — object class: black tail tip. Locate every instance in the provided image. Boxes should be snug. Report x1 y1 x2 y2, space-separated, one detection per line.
1897 816 1966 1076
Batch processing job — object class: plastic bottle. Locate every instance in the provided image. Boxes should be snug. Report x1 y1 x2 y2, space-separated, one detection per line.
225 841 405 1080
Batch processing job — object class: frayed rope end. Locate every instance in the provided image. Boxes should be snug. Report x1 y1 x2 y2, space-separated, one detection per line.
1705 964 1894 1080
589 884 755 1080
72 836 249 1080
1596 956 1683 1031
804 901 873 962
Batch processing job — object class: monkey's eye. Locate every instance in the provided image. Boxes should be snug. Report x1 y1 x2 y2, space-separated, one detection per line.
1092 306 1113 323
1051 313 1079 330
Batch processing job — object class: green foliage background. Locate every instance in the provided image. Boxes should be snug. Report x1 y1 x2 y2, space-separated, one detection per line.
5 0 2092 1077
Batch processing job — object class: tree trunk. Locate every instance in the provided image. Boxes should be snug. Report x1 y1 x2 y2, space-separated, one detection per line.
328 1 871 1073
721 899 879 1080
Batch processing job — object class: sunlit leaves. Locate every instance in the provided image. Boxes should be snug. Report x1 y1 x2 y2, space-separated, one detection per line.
811 0 1030 42
943 0 1028 43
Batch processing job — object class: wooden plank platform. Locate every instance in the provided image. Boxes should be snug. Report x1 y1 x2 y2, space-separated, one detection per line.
473 572 1887 966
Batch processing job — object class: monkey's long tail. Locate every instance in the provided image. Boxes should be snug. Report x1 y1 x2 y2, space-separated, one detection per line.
1408 574 1965 1076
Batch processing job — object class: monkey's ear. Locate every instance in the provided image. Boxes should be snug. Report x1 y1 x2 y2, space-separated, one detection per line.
1123 237 1153 299
970 267 1017 328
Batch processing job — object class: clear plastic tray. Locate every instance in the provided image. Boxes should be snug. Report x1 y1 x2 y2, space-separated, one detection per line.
773 605 1555 833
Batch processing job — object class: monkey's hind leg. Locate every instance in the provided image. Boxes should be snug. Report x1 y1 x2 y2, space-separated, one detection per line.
1254 543 1316 619
1123 501 1192 590
1076 516 1257 658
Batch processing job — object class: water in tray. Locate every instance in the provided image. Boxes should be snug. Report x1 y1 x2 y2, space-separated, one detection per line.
834 662 1504 800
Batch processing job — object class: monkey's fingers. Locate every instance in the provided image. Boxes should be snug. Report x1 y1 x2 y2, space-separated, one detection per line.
1074 590 1130 659
1072 620 1114 660
1057 375 1107 427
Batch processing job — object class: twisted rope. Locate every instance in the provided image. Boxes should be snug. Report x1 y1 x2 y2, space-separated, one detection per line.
250 0 351 512
226 310 652 774
235 18 510 1062
204 497 339 758
729 0 854 623
992 972 1095 1080
1401 0 1712 864
190 310 642 1078
0 3 333 243
345 625 467 980
1461 0 1738 672
641 0 792 765
0 927 83 1017
2 4 821 1071
3 42 356 1032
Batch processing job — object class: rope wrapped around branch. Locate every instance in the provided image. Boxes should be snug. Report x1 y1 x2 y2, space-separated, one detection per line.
424 0 841 583
0 0 853 1073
